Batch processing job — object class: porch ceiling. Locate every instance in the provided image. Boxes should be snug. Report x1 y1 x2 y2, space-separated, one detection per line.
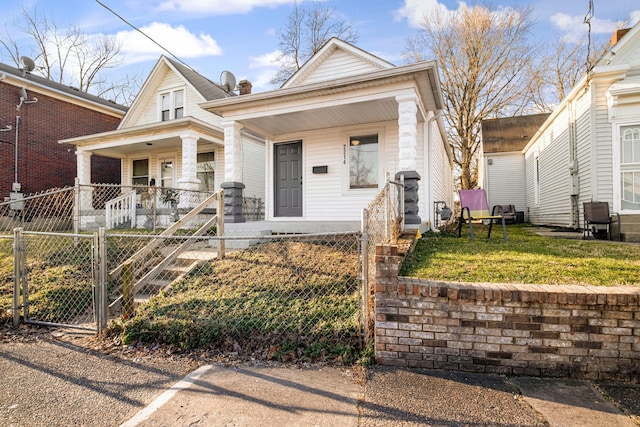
239 98 400 136
60 117 223 159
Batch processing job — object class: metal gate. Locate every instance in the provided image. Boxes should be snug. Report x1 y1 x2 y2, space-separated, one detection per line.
13 228 106 332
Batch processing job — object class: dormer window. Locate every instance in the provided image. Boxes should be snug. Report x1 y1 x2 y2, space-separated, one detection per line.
160 89 185 121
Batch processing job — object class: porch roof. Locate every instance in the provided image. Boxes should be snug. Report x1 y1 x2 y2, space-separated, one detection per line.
59 117 224 158
200 61 442 137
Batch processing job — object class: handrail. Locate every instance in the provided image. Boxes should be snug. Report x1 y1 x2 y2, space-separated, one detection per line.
105 191 136 229
108 189 222 280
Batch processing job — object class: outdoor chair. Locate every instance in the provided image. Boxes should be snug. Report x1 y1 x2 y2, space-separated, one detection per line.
583 201 621 241
457 189 507 241
499 204 517 224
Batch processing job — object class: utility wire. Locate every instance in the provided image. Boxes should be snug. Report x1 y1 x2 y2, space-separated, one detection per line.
93 0 232 93
94 0 192 70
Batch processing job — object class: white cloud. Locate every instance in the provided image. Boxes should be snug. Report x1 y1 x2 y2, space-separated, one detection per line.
550 13 622 34
156 0 293 14
393 0 453 28
249 50 281 69
115 22 222 64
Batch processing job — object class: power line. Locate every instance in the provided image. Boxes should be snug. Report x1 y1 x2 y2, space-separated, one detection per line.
93 0 193 70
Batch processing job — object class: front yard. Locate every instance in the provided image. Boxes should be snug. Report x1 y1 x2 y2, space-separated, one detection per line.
401 225 640 286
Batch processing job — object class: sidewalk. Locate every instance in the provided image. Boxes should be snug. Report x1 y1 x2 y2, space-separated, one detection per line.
120 364 639 427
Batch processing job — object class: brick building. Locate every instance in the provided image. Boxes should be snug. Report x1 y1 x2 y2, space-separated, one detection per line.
0 61 127 199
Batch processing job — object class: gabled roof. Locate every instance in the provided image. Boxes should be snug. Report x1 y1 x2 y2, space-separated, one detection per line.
119 55 232 129
481 113 550 153
0 61 127 116
282 37 394 88
164 56 232 101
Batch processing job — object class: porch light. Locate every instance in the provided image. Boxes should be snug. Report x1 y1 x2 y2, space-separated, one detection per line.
350 139 360 146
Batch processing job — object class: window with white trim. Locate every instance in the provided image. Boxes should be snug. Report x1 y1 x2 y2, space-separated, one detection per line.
197 151 215 192
160 89 185 121
621 126 640 210
349 134 378 189
132 159 149 186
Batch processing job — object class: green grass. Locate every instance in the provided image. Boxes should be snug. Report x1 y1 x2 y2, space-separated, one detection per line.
112 240 363 364
401 225 640 286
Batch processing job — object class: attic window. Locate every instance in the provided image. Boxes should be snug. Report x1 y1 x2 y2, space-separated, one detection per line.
160 89 185 121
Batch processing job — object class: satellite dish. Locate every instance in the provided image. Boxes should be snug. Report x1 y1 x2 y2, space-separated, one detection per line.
220 70 236 92
21 56 35 73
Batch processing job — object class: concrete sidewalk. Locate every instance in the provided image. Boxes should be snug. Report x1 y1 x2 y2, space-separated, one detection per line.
119 364 639 427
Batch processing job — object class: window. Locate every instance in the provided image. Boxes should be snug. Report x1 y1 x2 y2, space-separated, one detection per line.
160 89 185 121
621 126 640 210
534 152 540 206
197 152 215 192
160 159 174 188
349 134 378 189
132 159 149 186
174 90 184 118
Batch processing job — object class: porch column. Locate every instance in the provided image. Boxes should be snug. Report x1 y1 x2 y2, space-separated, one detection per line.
177 132 201 191
396 94 421 225
221 120 245 223
76 150 93 211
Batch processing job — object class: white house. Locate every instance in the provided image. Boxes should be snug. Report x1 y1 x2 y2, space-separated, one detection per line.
480 113 549 214
60 55 265 211
519 24 640 240
201 38 453 233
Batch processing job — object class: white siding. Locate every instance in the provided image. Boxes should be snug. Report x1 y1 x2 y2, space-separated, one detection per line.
524 107 573 226
124 66 222 129
485 153 525 211
429 121 453 218
265 120 434 222
574 87 593 207
241 136 266 201
293 50 384 87
593 81 615 204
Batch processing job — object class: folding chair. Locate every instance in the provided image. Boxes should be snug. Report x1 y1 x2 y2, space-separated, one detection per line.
457 189 507 241
583 201 620 241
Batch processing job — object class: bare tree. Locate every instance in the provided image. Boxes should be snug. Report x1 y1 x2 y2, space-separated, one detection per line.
526 35 611 112
405 4 538 189
271 1 359 86
0 6 132 103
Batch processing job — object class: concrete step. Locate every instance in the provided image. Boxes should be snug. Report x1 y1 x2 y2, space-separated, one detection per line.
621 231 640 243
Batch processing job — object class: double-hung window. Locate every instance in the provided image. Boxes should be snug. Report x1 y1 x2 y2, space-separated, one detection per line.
349 134 378 189
160 89 185 121
132 159 149 186
621 126 640 210
197 152 215 192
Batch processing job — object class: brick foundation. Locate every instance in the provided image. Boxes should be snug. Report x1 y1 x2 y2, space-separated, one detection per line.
374 244 640 381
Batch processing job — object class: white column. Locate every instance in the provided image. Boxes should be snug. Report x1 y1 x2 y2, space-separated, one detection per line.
76 150 92 185
75 150 93 222
223 120 243 183
396 94 418 171
177 132 201 191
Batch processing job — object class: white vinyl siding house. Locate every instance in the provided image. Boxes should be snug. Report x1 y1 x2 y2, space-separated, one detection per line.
203 38 453 231
516 23 640 240
485 154 525 211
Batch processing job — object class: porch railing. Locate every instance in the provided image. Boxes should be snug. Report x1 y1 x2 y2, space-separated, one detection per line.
105 190 136 229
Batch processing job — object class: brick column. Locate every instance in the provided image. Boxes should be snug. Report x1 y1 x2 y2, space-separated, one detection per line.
396 94 421 225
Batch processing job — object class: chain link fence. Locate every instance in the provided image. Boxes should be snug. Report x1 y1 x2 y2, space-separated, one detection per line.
1 181 381 363
361 177 403 339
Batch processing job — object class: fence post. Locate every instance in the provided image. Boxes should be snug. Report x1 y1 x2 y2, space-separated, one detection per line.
218 190 225 259
95 227 107 333
73 178 80 238
361 209 370 342
12 227 25 327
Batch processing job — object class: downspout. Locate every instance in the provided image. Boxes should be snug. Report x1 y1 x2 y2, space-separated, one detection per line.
427 111 441 232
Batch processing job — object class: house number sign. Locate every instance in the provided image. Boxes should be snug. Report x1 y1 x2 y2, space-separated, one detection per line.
343 144 346 164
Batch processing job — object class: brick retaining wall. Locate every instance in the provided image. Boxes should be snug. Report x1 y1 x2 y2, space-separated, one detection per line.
374 244 640 381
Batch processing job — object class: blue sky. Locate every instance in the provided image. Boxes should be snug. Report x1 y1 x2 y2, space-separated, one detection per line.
2 0 640 94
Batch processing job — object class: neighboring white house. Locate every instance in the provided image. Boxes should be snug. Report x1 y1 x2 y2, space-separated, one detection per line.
480 114 549 215
201 38 453 233
521 24 640 241
60 55 265 211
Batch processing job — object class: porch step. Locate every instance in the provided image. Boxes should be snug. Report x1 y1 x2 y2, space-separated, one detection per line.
621 232 640 243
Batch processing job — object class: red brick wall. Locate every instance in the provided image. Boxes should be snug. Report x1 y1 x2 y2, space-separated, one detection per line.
0 81 122 198
375 244 640 382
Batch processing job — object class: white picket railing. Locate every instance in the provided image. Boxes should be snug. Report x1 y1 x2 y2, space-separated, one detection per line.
105 191 136 229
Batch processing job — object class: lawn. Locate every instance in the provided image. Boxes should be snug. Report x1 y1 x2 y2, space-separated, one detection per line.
401 225 640 286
